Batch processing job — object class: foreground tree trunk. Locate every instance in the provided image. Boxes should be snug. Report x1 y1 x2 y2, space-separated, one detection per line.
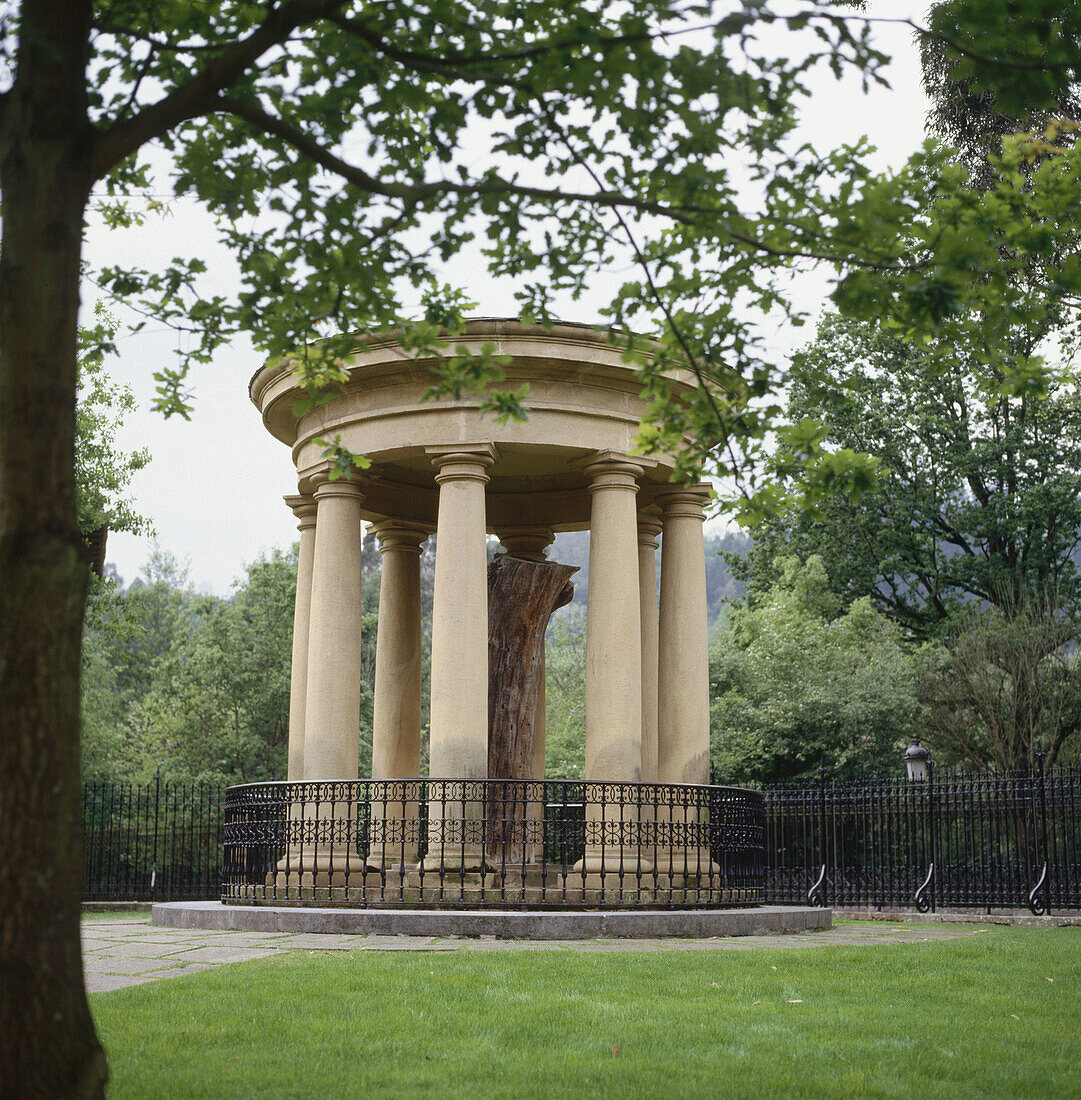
486 555 576 864
0 1 108 1095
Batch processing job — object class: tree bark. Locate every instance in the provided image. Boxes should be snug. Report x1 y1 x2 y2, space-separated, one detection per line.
486 555 575 864
0 1 108 1095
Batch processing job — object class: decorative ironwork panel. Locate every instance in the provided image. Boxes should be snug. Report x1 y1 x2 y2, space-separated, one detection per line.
762 762 1081 913
219 778 765 910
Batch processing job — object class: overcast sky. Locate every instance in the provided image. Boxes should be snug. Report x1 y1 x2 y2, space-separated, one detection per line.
85 1 931 596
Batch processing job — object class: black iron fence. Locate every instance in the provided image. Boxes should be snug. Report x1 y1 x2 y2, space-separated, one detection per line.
82 778 223 901
221 779 764 909
763 760 1081 914
81 763 1081 912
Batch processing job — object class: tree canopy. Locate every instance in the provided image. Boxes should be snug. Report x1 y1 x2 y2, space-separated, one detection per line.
740 311 1081 637
710 555 921 783
75 307 150 542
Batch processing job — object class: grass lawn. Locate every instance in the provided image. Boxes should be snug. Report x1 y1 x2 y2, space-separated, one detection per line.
90 926 1080 1099
82 910 152 921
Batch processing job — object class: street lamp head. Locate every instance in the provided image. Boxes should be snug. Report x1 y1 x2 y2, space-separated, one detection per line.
904 739 930 781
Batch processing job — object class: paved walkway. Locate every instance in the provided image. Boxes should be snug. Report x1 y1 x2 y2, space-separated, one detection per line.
82 916 984 993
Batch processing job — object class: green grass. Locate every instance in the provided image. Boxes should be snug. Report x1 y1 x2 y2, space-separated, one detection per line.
82 911 151 921
91 928 1081 1099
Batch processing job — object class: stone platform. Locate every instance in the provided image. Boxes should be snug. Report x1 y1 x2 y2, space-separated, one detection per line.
153 901 830 939
239 866 761 909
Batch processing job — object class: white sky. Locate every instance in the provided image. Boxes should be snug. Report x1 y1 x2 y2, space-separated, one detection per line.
85 2 931 595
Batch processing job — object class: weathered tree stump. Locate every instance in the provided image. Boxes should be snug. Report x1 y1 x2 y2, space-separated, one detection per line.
486 554 576 864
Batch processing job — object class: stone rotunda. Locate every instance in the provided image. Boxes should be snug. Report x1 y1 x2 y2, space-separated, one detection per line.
232 317 763 906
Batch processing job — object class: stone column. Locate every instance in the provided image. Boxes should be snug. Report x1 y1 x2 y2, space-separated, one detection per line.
367 520 428 870
424 445 496 871
304 478 366 780
284 494 317 783
576 453 648 876
299 476 367 885
498 526 556 830
637 507 662 786
656 484 713 880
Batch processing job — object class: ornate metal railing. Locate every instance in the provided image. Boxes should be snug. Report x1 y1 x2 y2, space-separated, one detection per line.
221 779 765 909
81 763 1081 910
763 761 1081 915
82 777 222 901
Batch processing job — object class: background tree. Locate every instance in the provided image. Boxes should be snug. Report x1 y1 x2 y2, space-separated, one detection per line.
710 556 921 783
75 306 151 546
81 553 217 780
916 596 1081 770
82 547 381 784
130 550 298 783
736 309 1081 769
739 312 1081 638
75 314 153 773
920 0 1081 190
726 1 1081 771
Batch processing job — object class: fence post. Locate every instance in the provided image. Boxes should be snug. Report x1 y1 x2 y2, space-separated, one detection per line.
817 762 828 908
151 769 161 900
927 757 936 913
1030 748 1050 916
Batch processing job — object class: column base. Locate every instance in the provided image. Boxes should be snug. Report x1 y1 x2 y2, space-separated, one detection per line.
572 848 653 877
420 843 490 873
272 850 369 888
650 852 721 880
366 855 418 873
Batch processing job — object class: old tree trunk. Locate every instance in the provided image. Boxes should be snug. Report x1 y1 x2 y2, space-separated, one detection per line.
0 0 109 1095
486 555 576 864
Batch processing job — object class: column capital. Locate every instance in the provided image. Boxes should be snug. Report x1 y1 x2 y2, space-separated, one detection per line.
372 519 430 555
284 494 318 531
576 450 648 492
311 476 366 503
656 483 712 520
637 505 663 548
427 443 498 485
498 526 555 561
580 448 646 479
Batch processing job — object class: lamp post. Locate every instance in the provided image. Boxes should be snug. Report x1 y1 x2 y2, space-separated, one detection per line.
904 739 930 781
904 739 936 912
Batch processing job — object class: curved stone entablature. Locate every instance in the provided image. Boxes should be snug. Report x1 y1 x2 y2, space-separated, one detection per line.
249 318 695 529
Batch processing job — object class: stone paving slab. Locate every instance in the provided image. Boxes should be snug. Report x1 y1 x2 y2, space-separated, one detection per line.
132 963 218 982
278 933 373 950
87 940 192 958
83 915 985 994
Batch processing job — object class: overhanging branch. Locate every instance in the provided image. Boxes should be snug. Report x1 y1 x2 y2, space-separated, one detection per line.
213 95 906 271
89 0 344 180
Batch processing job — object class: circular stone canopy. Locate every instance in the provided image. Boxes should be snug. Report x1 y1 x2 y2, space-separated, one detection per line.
249 318 696 530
